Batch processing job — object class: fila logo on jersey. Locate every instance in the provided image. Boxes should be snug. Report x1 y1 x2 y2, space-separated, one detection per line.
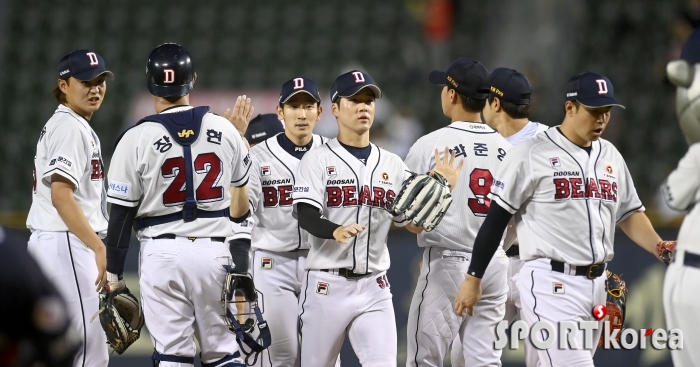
261 166 271 176
553 282 565 294
163 69 175 84
261 257 273 269
553 178 617 202
327 166 336 176
326 185 396 209
316 282 329 295
550 157 561 167
178 129 195 138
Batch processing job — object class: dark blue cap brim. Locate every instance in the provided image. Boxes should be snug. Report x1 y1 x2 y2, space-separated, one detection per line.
281 90 321 104
148 81 194 98
69 69 115 81
577 97 625 109
335 84 382 102
429 70 446 85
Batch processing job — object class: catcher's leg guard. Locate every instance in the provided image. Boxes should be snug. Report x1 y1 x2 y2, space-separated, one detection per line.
201 352 245 367
152 351 195 366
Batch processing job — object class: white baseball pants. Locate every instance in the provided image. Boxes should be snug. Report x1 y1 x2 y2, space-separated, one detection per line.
663 250 700 367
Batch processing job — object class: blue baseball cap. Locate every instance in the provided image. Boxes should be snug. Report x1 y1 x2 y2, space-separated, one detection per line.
279 77 321 104
488 68 532 105
429 57 490 99
565 72 625 109
244 114 285 144
330 70 382 103
57 49 114 81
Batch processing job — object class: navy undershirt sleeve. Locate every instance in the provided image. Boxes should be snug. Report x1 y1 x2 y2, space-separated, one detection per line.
466 202 513 279
297 203 341 239
105 204 138 275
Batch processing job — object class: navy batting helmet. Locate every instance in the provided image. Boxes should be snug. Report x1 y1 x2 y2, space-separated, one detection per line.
146 43 195 98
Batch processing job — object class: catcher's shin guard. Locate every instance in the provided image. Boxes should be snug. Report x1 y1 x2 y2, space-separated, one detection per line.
221 265 271 366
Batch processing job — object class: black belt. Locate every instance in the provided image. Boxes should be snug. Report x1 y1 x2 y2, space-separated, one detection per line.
505 245 519 258
550 260 605 279
684 251 700 269
153 233 225 242
320 268 372 279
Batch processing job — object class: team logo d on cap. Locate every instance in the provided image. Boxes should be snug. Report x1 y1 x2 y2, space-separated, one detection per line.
565 72 625 109
488 68 532 105
330 70 382 103
280 77 321 104
429 57 490 99
244 113 285 145
57 49 114 81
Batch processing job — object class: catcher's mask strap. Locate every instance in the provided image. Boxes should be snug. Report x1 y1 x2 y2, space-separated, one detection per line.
222 265 271 366
153 351 194 364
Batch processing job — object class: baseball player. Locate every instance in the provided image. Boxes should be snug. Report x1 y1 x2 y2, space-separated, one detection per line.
455 71 672 367
482 67 550 367
293 70 462 367
404 57 512 367
104 43 252 367
661 144 700 366
245 78 329 366
0 226 82 367
26 49 114 367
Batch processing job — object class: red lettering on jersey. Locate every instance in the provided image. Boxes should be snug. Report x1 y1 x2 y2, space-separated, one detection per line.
570 178 584 199
372 187 385 208
599 179 612 201
553 178 570 199
278 185 293 206
342 186 357 206
90 159 103 180
327 187 342 207
263 187 278 207
612 182 618 203
586 178 601 199
385 190 396 209
359 185 372 206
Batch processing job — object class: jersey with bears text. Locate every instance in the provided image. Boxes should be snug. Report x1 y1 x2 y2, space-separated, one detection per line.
490 128 643 265
248 134 328 252
293 139 410 273
107 106 250 239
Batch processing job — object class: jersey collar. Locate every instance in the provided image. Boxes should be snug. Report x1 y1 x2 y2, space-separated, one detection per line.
56 104 91 130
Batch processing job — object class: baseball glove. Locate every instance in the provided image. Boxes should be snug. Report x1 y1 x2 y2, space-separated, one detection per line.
390 171 453 232
92 287 144 354
656 240 677 265
598 270 627 348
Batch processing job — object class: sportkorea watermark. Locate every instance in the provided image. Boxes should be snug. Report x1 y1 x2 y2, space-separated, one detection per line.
494 320 683 350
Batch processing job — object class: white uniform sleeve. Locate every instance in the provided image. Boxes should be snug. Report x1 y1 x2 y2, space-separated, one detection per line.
107 131 144 207
403 140 429 174
489 145 535 214
392 162 413 226
615 157 645 222
662 143 700 211
247 152 262 213
42 122 88 188
292 153 325 215
230 128 251 187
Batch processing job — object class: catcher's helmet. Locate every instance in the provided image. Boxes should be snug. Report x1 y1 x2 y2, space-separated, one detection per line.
146 43 195 98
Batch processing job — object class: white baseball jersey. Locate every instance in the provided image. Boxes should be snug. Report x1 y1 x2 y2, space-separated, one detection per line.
505 121 550 146
293 139 411 273
27 104 108 235
107 106 250 238
248 134 328 252
230 217 254 240
662 143 700 251
404 122 512 252
491 127 644 265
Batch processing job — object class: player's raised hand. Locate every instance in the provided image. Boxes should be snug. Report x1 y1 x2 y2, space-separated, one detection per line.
454 275 482 317
432 147 464 191
333 224 366 244
224 95 254 135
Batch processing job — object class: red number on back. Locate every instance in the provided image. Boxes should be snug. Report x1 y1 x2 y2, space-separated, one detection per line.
161 157 186 206
468 168 493 216
161 153 225 206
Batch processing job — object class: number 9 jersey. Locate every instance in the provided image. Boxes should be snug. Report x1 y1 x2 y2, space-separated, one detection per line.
107 106 250 239
403 122 512 251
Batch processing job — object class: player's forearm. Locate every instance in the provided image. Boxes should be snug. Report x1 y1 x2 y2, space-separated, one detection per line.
405 223 424 234
466 202 512 279
229 186 250 218
105 204 137 274
51 181 105 254
297 203 340 239
618 211 662 256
